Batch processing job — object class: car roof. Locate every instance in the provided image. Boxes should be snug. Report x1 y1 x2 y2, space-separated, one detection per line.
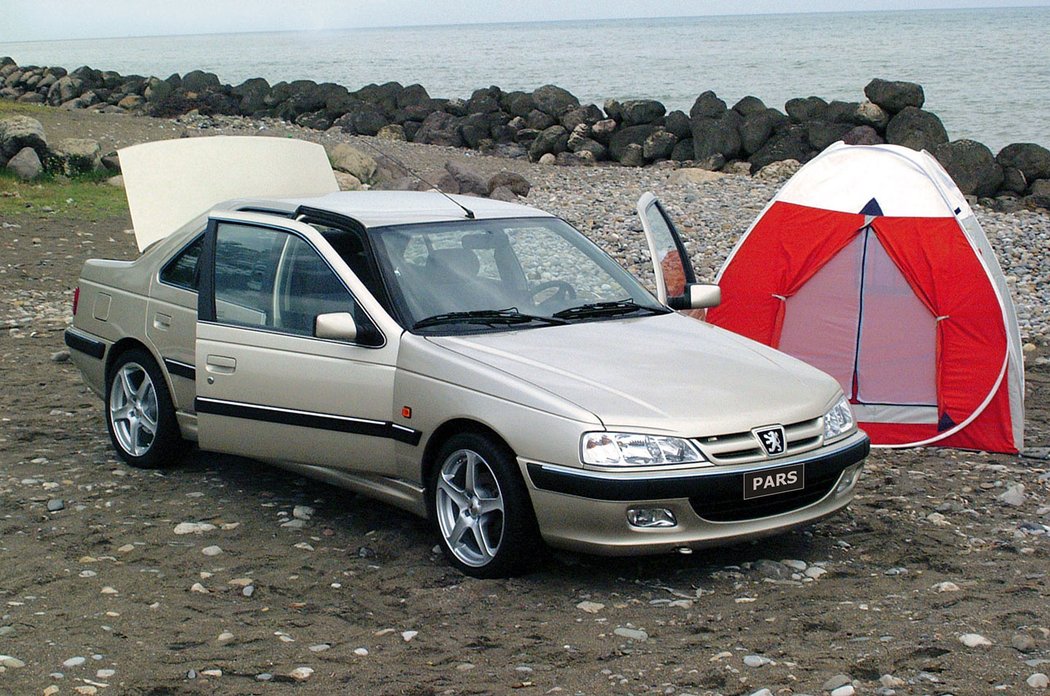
221 190 554 228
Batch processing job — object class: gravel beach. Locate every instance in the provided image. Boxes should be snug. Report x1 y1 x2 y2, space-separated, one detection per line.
0 107 1048 695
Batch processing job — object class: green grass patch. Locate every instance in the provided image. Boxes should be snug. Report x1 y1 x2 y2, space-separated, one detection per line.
0 169 128 222
0 100 52 116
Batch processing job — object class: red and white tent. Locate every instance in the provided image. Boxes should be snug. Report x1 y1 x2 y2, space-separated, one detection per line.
707 143 1024 453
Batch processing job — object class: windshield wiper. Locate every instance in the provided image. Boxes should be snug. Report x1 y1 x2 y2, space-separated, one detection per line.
552 299 666 320
413 308 567 330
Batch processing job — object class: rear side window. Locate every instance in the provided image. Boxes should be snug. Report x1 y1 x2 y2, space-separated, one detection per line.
160 234 204 291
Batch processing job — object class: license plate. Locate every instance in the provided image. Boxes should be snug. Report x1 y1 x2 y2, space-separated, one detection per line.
743 464 805 500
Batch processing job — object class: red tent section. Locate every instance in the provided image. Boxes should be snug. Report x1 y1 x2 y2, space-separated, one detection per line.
708 144 1023 453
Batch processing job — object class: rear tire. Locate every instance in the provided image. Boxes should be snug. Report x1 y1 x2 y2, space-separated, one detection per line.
428 432 542 578
105 348 183 469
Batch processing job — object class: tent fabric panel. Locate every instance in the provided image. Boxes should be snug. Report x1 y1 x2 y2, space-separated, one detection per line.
853 404 938 424
855 233 938 406
778 234 864 395
935 373 1017 453
707 201 866 345
871 217 1007 433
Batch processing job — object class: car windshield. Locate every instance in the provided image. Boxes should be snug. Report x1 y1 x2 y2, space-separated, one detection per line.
368 217 668 334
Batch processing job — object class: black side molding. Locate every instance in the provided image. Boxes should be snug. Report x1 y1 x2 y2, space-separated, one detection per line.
64 329 105 360
163 358 196 381
195 397 422 446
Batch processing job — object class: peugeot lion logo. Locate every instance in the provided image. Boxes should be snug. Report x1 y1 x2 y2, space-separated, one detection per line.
755 425 787 456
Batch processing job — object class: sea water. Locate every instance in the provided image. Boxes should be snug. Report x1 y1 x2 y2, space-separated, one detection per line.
2 7 1048 151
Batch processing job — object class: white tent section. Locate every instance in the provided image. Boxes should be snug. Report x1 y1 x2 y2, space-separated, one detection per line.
709 142 1024 453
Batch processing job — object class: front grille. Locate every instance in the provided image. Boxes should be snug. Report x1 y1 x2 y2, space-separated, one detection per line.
687 455 845 522
696 417 823 465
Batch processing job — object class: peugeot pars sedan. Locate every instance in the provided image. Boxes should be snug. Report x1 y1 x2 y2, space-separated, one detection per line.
65 136 868 577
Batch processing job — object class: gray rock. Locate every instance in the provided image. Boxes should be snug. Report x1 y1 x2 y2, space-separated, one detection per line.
692 111 742 160
602 98 623 121
613 627 648 641
502 90 535 118
559 104 603 131
180 70 220 93
50 350 71 362
689 91 727 120
1027 179 1050 210
531 84 579 117
47 499 65 512
733 95 768 117
663 110 692 140
826 100 862 125
144 76 173 104
47 75 83 105
1001 166 1028 194
854 100 890 130
487 170 531 197
619 143 645 168
376 124 406 141
444 161 488 197
885 107 949 151
413 111 463 147
865 78 925 113
590 118 618 144
823 674 853 691
0 115 48 159
997 483 1025 507
526 109 557 131
528 125 569 161
807 121 852 151
753 558 792 579
750 125 811 171
743 654 772 667
231 77 270 115
621 99 666 126
785 96 828 123
488 185 518 202
740 109 789 155
6 147 42 180
843 125 885 146
1012 633 1037 652
671 138 695 162
51 138 103 175
997 143 1050 182
643 129 677 160
609 124 656 163
932 139 1004 197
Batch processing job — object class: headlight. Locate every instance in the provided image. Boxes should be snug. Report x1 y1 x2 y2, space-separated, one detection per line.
580 432 704 466
823 394 856 441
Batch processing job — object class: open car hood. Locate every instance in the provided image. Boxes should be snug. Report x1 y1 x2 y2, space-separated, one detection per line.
119 136 339 252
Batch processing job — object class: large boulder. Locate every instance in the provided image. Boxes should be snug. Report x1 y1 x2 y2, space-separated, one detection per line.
50 138 103 175
6 146 43 180
843 125 884 146
691 111 742 160
689 91 727 120
663 110 691 140
559 104 603 131
0 115 48 159
854 101 890 130
825 100 861 125
740 109 789 155
732 96 767 118
444 161 488 197
643 129 677 160
327 143 378 183
232 77 271 115
487 170 532 197
885 107 948 151
180 70 220 94
46 75 83 105
807 121 852 151
502 91 536 118
1026 179 1050 210
397 83 431 109
608 125 656 163
932 139 1003 197
670 138 695 162
144 76 174 104
749 125 811 172
531 85 579 117
411 111 461 146
620 99 666 126
590 118 618 144
528 125 569 161
864 78 925 114
785 96 828 123
996 143 1050 183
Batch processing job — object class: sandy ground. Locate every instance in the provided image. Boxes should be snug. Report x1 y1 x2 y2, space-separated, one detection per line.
0 109 1049 696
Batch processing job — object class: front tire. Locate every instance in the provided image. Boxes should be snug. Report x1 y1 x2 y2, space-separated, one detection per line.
428 432 542 578
105 348 183 469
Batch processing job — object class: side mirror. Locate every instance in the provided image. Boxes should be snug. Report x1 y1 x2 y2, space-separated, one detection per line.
668 283 721 310
315 312 358 342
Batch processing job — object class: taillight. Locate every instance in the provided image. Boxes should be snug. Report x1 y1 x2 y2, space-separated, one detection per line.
72 286 80 316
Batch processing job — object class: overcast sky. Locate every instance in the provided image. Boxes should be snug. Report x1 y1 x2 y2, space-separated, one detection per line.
5 0 1048 42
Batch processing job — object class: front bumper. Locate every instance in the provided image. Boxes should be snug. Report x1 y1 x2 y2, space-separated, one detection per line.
522 431 869 555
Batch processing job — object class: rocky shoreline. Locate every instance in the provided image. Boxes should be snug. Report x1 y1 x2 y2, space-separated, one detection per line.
2 57 1049 212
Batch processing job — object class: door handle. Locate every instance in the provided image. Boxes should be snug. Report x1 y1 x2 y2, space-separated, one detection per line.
205 355 237 374
153 313 172 330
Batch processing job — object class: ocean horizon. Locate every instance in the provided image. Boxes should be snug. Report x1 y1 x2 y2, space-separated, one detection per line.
3 7 1048 151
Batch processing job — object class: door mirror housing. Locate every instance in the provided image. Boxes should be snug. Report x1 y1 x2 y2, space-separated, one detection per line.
315 312 358 342
668 284 721 310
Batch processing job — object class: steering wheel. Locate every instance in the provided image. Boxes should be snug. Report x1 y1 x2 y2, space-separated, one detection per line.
531 280 576 308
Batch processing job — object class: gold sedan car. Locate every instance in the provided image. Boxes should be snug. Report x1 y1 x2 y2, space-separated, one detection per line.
65 137 868 577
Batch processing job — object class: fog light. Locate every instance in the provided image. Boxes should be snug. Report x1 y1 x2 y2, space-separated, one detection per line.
835 463 864 494
627 507 677 528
